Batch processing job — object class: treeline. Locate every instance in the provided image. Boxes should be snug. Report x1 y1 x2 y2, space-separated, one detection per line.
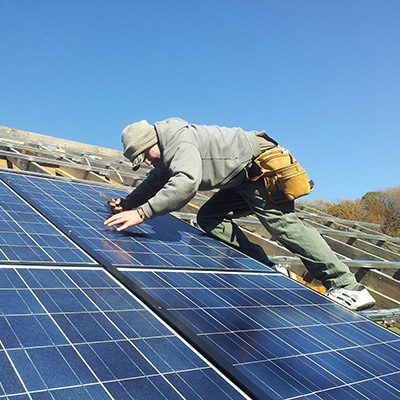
303 187 400 237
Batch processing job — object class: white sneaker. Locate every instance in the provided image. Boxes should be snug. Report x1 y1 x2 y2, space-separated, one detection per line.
326 284 376 311
270 263 289 276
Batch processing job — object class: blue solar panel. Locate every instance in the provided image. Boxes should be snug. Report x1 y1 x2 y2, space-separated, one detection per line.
120 268 400 399
0 172 270 272
2 171 400 399
0 180 95 265
0 266 248 399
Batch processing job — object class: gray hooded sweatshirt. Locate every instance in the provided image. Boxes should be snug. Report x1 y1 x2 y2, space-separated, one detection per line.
126 118 277 219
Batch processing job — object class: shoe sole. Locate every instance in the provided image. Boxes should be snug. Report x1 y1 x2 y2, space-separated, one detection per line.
354 301 376 311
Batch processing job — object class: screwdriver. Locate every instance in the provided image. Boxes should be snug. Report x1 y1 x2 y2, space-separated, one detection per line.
100 192 115 205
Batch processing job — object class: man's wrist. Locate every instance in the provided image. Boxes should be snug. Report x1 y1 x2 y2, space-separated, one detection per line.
137 208 147 221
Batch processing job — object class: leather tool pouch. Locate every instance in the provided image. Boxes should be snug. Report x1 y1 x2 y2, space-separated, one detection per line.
254 147 314 204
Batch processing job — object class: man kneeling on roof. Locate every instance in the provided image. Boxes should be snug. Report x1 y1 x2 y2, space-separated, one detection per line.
104 118 376 312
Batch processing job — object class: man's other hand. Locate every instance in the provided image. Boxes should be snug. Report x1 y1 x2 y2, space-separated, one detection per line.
109 198 131 214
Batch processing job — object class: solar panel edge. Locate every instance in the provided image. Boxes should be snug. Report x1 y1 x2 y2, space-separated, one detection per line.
101 265 272 400
0 166 133 194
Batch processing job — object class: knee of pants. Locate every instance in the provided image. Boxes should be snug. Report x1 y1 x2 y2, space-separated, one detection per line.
196 205 217 233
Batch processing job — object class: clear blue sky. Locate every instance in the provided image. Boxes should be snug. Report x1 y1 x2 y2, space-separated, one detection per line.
1 0 399 202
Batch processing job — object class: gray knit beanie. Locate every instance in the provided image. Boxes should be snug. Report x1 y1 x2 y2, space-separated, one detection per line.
121 120 158 170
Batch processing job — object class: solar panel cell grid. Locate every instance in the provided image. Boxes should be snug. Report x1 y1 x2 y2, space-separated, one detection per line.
0 266 247 400
0 180 95 265
120 268 400 399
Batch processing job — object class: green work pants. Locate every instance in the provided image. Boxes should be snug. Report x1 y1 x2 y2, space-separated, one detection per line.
197 179 356 290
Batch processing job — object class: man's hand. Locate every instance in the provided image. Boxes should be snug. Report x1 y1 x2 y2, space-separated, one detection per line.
109 198 131 214
104 209 144 231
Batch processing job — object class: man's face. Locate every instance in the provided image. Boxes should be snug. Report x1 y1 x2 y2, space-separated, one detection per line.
144 144 162 167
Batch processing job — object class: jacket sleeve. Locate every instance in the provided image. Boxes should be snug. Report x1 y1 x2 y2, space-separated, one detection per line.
125 167 171 209
140 143 203 219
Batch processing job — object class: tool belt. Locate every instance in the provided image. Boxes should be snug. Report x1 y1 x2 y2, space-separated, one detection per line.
252 147 314 204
